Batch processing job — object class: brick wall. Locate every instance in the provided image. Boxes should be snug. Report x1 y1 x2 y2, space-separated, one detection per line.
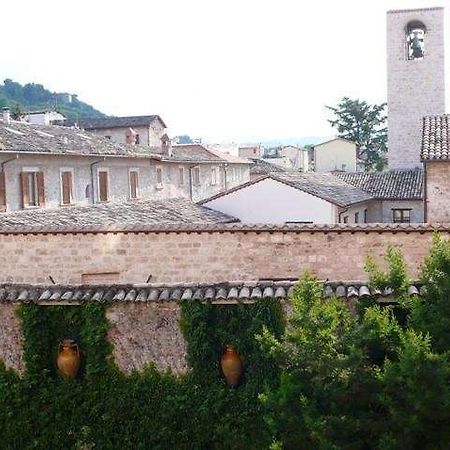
425 162 450 222
0 226 446 285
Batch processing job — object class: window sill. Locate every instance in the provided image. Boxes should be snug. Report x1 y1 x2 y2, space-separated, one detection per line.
60 203 76 207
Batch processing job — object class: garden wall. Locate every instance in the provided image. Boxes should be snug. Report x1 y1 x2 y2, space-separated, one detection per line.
0 224 447 285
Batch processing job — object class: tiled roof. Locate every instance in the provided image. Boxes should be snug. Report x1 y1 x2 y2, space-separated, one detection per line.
335 170 423 200
169 144 250 164
75 115 166 130
0 281 423 304
421 115 450 161
274 173 372 206
0 198 237 228
249 158 288 175
200 173 372 207
203 146 250 164
0 119 162 159
0 222 445 235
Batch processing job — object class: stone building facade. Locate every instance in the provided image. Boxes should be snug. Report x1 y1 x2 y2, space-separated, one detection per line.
387 7 445 170
0 114 250 211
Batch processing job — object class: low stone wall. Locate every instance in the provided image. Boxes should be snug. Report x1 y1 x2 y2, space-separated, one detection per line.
0 302 188 375
0 225 447 285
0 304 24 373
107 303 187 375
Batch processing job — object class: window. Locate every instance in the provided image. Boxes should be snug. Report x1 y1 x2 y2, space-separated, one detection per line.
20 169 45 208
193 167 200 186
343 216 349 224
406 21 425 60
105 135 111 140
211 167 218 185
178 167 185 186
135 134 140 145
364 209 368 223
392 209 411 223
156 166 163 189
129 169 139 199
97 170 109 202
354 212 359 223
60 169 74 205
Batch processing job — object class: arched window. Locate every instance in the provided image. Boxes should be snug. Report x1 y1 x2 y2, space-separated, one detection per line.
406 20 426 60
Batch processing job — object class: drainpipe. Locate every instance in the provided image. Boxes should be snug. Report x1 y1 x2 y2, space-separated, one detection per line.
423 162 428 223
1 154 19 210
188 165 195 201
1 154 18 171
338 207 349 224
89 157 106 204
223 163 228 191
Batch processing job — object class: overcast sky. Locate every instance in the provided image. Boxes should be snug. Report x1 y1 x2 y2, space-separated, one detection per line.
1 0 448 142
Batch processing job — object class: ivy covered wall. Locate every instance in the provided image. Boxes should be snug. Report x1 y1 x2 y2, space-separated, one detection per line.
0 299 284 449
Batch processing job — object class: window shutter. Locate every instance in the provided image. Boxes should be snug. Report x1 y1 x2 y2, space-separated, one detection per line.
20 172 29 208
99 171 108 201
62 171 72 204
0 172 6 212
36 172 45 206
130 171 138 199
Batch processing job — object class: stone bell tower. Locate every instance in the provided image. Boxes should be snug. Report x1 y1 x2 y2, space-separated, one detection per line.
387 7 445 170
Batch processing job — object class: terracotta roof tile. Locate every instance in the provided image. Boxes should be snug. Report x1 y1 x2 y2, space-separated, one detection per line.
421 115 450 161
335 170 423 200
0 197 238 228
0 281 422 304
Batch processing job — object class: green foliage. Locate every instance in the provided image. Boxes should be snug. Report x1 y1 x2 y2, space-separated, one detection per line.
261 240 450 449
326 97 387 171
0 299 284 449
0 78 105 120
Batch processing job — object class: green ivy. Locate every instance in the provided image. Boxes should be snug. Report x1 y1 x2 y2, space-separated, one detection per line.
0 298 284 449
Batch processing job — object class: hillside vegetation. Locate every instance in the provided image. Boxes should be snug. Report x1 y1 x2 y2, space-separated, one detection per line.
0 78 105 119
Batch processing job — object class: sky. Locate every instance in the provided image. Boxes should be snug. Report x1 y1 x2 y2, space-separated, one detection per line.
1 0 449 143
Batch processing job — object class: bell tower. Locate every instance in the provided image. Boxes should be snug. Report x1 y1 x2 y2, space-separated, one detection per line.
387 7 445 170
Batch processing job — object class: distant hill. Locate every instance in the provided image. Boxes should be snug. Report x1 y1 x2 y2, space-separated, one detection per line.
0 78 105 120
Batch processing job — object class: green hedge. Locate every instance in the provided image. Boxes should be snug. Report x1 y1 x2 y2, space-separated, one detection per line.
0 299 284 449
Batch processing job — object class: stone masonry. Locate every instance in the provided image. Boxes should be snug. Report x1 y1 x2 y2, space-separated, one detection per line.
425 162 450 222
107 303 187 375
387 8 445 170
0 226 447 285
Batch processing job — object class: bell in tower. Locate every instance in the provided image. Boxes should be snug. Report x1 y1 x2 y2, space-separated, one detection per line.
406 21 425 60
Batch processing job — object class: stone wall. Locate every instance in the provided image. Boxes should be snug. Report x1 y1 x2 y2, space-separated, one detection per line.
387 8 445 170
107 302 187 375
425 162 450 222
0 226 446 285
0 304 24 373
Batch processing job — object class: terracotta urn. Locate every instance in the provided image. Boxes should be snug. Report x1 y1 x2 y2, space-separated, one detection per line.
56 339 80 379
220 344 243 387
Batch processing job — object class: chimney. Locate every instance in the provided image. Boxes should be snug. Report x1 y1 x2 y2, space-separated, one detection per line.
2 107 10 125
161 134 172 157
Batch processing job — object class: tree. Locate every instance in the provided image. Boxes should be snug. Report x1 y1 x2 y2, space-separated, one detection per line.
259 241 450 449
326 97 387 171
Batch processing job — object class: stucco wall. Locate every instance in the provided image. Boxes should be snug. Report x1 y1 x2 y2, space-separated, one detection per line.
314 139 357 173
0 226 444 285
0 154 249 210
387 8 445 170
203 178 336 223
